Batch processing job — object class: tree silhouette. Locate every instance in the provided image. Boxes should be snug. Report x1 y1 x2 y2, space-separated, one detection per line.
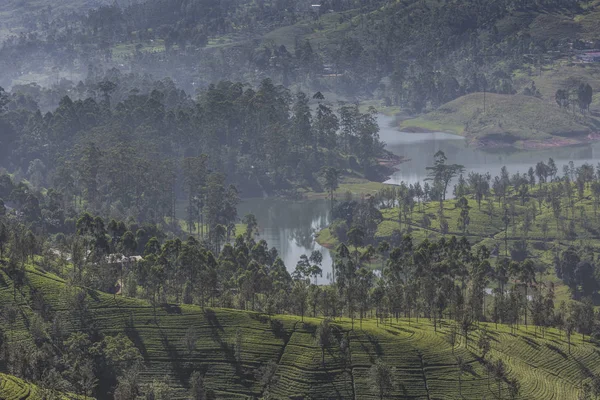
368 359 396 400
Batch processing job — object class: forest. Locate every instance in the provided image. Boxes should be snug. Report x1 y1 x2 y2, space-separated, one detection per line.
2 0 600 398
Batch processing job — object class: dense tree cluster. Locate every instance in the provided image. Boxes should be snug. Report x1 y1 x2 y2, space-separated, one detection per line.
0 78 389 226
555 82 594 114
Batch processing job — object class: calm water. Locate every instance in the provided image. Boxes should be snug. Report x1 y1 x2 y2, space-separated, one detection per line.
242 115 600 279
237 199 333 280
378 115 600 186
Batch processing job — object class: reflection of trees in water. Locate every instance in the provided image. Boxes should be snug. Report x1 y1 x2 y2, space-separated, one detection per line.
387 133 600 188
290 225 315 249
286 202 329 249
239 199 330 249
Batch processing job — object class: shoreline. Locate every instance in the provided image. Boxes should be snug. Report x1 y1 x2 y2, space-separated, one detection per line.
400 123 600 150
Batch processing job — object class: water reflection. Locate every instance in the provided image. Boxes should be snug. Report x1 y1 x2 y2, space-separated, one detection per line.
379 115 600 187
237 199 333 279
238 115 600 277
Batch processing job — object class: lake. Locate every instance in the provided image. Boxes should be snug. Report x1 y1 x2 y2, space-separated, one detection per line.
378 115 600 187
241 114 600 280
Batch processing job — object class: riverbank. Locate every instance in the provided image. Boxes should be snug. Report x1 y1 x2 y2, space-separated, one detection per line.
291 150 404 201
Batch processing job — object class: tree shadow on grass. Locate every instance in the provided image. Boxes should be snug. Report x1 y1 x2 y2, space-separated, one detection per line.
545 343 568 359
162 303 182 314
124 312 149 360
249 312 269 324
302 322 317 335
203 309 252 386
463 362 480 378
158 327 189 386
366 333 383 359
319 368 347 400
392 326 415 335
87 288 101 303
351 331 377 365
521 335 540 350
270 318 289 341
574 355 594 379
204 308 224 333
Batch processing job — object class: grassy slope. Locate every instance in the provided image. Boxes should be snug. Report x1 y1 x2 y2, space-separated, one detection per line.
0 373 39 400
515 62 600 111
0 372 83 399
400 93 598 145
318 183 600 304
1 265 599 399
301 175 389 200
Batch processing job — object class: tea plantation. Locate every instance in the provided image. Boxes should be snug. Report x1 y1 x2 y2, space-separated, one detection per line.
0 266 597 399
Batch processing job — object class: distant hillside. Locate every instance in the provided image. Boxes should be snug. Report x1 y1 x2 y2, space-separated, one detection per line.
0 0 113 40
0 265 598 399
400 92 600 147
2 0 597 98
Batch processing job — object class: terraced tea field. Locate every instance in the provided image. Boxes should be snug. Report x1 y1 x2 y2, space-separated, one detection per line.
0 266 598 399
0 374 39 400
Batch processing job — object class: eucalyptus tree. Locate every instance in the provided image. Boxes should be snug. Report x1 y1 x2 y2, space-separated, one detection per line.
456 355 466 397
456 196 470 236
242 214 259 241
535 161 549 187
314 97 339 149
493 359 506 399
322 167 340 211
519 259 536 327
0 220 8 259
467 171 490 209
309 250 323 284
356 267 374 327
347 225 365 265
368 359 396 400
426 150 465 201
315 319 333 366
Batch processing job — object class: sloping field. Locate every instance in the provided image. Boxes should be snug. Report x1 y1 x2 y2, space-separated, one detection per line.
400 93 597 144
0 373 39 400
0 265 598 399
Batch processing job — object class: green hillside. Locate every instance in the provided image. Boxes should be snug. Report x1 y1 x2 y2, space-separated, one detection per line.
0 372 82 399
0 373 40 399
400 93 600 147
0 263 598 399
317 179 600 305
514 61 600 110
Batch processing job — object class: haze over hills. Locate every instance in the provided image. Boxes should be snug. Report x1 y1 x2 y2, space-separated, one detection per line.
2 0 599 136
2 0 600 399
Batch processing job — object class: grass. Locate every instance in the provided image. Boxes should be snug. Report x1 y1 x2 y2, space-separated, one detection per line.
400 93 598 146
514 61 600 111
318 182 600 306
1 263 599 399
301 176 389 200
0 373 82 399
0 374 38 399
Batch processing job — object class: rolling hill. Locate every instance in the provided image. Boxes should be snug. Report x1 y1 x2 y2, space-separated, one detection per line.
0 263 598 399
399 92 600 148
